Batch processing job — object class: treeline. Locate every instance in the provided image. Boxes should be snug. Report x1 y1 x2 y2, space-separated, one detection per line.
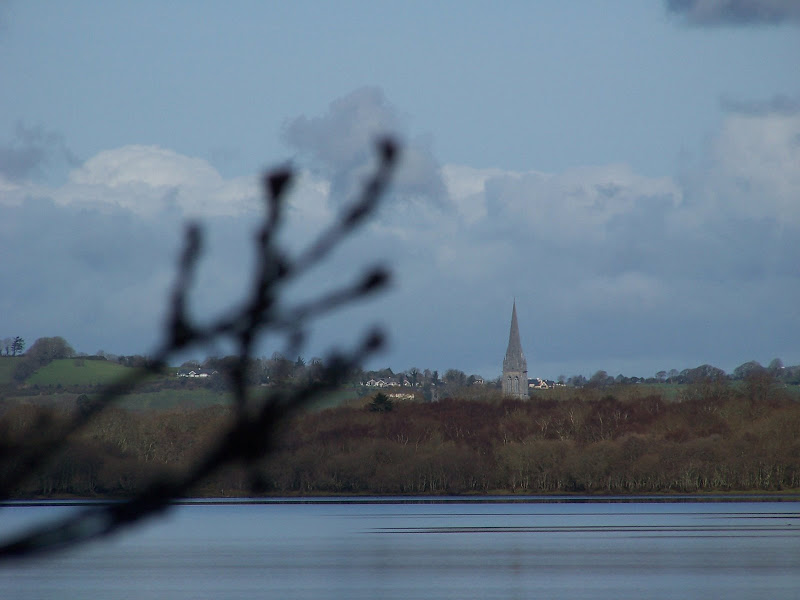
570 359 800 387
2 378 798 497
6 336 800 393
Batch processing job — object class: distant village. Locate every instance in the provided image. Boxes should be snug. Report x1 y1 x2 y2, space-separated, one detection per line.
170 299 800 403
175 361 563 403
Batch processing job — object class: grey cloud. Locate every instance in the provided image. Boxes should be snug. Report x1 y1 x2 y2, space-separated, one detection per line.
392 135 448 206
720 94 800 115
666 0 800 25
283 87 447 209
0 122 80 182
0 198 181 354
283 87 400 173
595 183 624 199
0 188 389 362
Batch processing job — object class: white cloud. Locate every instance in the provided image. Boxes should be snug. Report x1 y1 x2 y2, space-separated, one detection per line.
55 145 261 217
70 145 219 189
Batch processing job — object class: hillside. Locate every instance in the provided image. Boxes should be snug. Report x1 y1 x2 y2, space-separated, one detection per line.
0 355 365 413
26 358 136 387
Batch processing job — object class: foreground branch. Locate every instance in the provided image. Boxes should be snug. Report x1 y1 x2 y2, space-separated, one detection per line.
0 138 398 560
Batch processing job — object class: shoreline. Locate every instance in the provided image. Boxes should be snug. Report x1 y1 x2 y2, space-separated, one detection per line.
4 490 800 507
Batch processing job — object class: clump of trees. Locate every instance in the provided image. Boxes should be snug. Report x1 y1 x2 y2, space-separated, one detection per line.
11 336 75 382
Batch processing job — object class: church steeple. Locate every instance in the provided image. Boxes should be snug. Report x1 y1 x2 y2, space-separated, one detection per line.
502 301 528 399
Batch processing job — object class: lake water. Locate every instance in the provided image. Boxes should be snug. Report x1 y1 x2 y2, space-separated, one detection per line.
1 497 798 599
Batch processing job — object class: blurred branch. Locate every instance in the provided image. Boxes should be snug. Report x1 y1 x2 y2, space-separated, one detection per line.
0 138 398 560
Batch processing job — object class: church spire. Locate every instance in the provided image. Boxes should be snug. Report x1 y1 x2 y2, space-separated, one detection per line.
503 301 526 372
502 301 528 399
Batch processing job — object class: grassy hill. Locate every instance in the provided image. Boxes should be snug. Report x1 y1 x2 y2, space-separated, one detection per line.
1 356 362 411
26 358 137 386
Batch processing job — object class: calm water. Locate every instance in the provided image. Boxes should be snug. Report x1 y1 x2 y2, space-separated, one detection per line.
1 497 798 599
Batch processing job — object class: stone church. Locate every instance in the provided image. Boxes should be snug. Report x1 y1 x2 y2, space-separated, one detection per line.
502 302 529 399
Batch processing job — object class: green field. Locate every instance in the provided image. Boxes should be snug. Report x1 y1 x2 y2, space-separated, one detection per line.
112 388 229 410
27 359 137 386
306 387 364 410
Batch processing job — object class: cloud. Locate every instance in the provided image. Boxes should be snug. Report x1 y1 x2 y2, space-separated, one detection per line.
0 145 264 219
698 109 800 224
666 0 800 25
66 145 264 218
0 197 181 354
3 92 800 379
0 187 286 358
0 122 79 182
282 87 447 210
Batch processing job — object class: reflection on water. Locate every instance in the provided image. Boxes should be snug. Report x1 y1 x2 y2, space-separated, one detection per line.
1 497 798 600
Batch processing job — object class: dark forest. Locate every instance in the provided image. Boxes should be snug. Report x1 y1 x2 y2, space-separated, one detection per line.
3 380 798 498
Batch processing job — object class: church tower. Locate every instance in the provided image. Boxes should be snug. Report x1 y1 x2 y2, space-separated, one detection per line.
502 301 528 399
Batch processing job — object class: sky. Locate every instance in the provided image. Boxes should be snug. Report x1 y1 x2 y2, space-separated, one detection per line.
1 1 799 379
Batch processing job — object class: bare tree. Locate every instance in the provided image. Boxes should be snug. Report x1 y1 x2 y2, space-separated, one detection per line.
0 138 399 560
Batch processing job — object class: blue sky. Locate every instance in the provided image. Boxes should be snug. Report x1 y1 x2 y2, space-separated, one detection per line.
1 1 799 379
